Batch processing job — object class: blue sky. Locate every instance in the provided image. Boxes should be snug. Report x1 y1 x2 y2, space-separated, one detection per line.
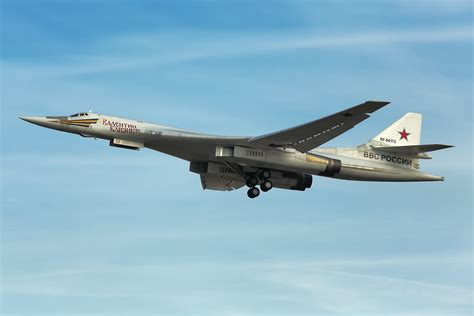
1 1 472 315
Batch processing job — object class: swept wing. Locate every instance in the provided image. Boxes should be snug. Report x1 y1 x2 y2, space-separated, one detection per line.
249 101 390 153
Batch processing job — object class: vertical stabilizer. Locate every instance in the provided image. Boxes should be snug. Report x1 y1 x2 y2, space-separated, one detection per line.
370 112 422 146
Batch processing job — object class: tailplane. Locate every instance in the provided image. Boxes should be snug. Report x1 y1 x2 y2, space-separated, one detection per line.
371 144 453 156
367 112 453 166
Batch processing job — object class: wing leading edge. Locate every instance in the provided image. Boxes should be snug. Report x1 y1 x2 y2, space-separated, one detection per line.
249 100 390 153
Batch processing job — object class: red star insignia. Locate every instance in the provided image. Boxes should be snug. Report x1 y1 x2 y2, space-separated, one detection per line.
398 128 410 142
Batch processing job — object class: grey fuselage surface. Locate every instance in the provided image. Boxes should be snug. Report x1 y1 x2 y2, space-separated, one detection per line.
20 101 451 198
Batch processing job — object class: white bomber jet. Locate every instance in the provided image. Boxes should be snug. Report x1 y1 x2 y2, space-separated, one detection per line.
21 101 452 198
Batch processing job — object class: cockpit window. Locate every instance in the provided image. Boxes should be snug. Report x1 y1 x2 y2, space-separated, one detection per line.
70 112 89 117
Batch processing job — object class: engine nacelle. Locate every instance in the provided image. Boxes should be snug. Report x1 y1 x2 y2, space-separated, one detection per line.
271 173 313 191
319 158 341 176
190 161 313 192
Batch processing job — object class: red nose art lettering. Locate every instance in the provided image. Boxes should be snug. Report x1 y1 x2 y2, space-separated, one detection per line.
398 128 410 142
102 119 141 134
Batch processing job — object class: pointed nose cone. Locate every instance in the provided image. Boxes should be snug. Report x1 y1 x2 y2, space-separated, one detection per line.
19 116 50 127
430 173 445 181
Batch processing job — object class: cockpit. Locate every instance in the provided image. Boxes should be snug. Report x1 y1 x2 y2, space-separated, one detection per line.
70 112 90 117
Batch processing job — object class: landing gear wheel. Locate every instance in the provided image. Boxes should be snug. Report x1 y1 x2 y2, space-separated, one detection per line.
259 170 271 180
246 176 259 188
247 187 260 199
260 180 273 192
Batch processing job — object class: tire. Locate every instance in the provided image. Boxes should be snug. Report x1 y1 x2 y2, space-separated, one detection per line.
247 187 260 198
259 170 271 180
260 180 273 192
251 187 260 197
246 176 258 187
262 170 271 179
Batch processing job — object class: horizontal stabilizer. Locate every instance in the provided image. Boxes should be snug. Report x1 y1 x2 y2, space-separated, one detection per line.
371 144 453 154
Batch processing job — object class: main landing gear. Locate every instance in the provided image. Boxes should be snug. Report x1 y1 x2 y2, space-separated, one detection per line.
246 169 273 199
247 187 260 199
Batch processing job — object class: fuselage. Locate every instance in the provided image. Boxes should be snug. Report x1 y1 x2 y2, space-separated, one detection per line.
20 112 443 183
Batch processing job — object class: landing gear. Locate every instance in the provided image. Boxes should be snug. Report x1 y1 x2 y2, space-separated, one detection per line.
260 180 273 192
245 170 273 198
259 170 271 180
246 176 259 187
247 187 260 199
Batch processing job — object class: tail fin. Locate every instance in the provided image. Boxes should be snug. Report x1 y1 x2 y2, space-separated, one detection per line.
370 112 422 146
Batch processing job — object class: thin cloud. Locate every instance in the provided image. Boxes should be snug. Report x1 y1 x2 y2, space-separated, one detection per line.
3 26 472 77
3 255 472 314
397 0 473 12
